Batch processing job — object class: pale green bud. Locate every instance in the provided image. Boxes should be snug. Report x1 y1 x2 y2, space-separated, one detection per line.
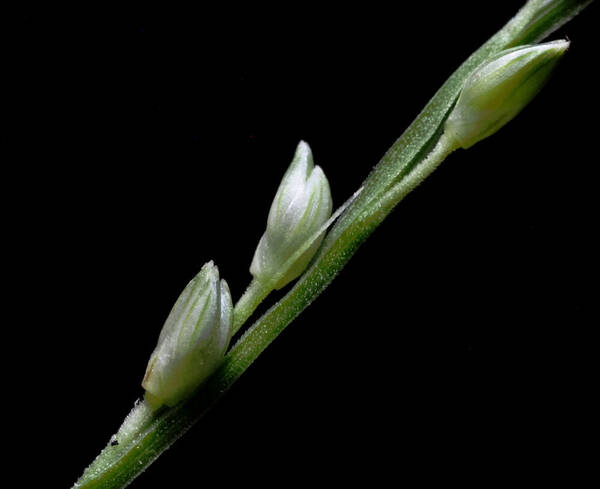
445 40 569 149
142 261 232 409
250 141 332 290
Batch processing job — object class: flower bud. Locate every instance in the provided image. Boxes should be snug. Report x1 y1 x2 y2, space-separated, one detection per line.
142 261 232 409
250 141 332 290
444 40 569 149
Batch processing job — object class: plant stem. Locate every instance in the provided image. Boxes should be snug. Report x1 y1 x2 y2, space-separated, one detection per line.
375 133 459 223
232 279 272 335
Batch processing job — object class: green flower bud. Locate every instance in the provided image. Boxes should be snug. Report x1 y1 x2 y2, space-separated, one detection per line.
444 40 569 149
250 141 332 290
142 262 232 409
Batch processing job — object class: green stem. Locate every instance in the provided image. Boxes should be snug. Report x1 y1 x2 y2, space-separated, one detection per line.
72 2 594 488
375 133 458 222
232 279 272 335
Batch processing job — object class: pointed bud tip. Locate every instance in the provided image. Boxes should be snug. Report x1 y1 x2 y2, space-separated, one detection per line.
201 260 219 278
548 39 570 53
219 278 230 296
297 140 311 153
537 39 569 61
294 140 314 172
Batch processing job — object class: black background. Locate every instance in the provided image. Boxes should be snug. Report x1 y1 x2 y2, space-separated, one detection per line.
11 2 597 487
